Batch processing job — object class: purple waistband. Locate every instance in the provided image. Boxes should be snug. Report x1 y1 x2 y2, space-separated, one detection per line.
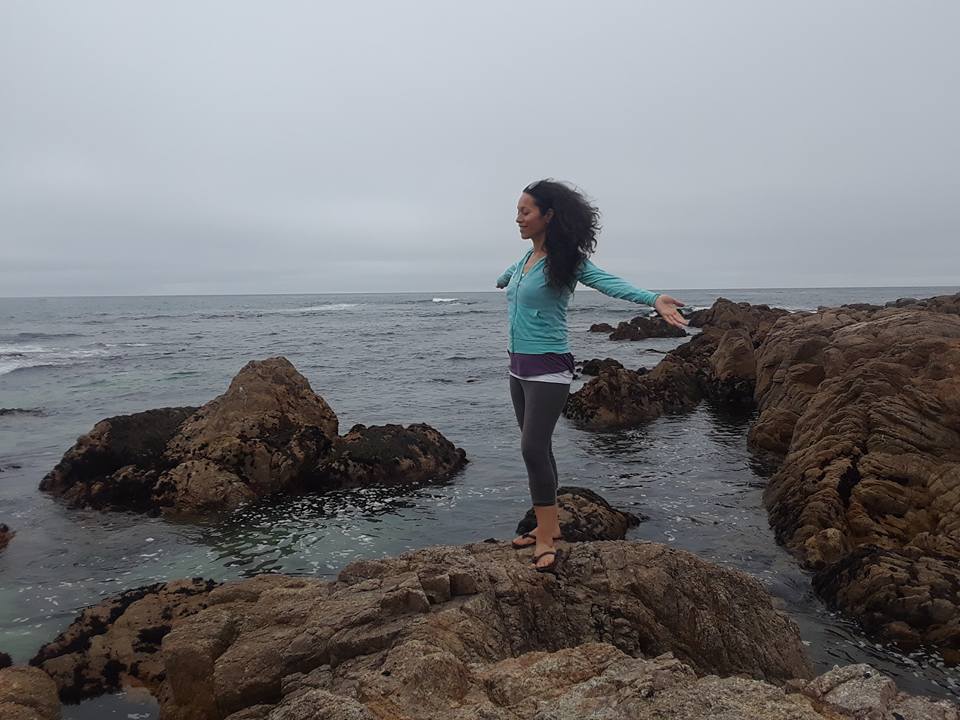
508 351 575 376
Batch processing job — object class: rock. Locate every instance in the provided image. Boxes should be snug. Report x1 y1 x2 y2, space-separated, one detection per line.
0 665 61 720
692 298 791 340
887 297 920 308
564 356 701 430
566 299 792 430
219 649 960 720
312 423 468 490
578 357 624 376
41 357 467 517
31 578 218 702
0 652 10 669
609 315 687 340
36 541 813 717
705 328 757 406
515 486 642 541
841 303 883 311
0 524 13 552
39 406 198 512
798 663 960 719
154 357 339 514
752 296 960 653
589 322 615 333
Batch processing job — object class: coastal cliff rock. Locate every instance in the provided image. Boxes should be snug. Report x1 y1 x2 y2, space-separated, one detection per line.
0 665 61 720
753 297 960 656
41 358 467 517
32 540 812 717
566 299 790 429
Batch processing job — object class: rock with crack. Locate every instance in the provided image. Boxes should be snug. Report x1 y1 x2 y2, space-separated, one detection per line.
31 540 813 718
752 295 960 657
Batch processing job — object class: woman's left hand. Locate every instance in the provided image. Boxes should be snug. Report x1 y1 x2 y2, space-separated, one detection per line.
654 295 689 328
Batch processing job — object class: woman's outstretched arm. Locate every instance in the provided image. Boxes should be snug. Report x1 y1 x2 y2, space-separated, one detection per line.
577 259 688 328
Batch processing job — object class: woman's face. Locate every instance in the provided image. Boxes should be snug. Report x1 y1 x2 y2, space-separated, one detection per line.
516 192 551 240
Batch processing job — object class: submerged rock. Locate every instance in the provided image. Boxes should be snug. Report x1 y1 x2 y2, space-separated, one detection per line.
0 524 13 552
0 407 45 417
33 540 812 716
40 358 467 517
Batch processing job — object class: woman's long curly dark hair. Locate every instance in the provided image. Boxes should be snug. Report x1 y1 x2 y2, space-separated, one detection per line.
523 179 600 291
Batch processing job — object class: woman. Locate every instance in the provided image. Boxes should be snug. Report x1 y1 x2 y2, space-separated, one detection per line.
496 180 688 571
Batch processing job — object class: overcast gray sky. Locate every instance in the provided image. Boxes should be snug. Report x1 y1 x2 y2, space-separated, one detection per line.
1 1 957 296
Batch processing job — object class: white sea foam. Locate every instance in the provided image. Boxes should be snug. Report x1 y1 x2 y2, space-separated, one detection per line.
279 303 359 313
432 297 458 303
0 345 111 376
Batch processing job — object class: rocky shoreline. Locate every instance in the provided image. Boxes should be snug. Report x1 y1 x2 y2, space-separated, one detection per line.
3 293 960 718
567 292 960 662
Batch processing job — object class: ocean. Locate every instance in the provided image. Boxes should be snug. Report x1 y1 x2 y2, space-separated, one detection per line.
1 286 958 718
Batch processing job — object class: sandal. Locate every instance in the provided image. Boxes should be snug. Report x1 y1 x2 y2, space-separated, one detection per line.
511 531 562 549
532 549 559 573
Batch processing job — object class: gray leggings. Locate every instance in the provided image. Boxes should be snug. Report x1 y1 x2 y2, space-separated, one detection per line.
509 376 570 506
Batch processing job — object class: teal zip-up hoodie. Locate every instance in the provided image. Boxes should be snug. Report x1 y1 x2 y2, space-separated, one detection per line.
496 250 661 354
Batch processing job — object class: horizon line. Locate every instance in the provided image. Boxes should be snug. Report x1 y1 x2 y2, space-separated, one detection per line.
1 284 958 300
